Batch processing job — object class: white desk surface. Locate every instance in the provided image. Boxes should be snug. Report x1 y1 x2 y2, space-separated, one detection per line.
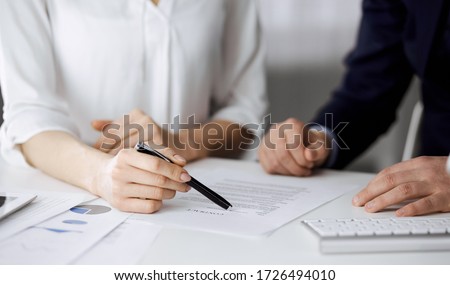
1 157 449 264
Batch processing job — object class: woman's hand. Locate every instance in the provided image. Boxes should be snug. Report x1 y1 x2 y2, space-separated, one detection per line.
92 109 165 155
352 156 450 217
93 147 191 214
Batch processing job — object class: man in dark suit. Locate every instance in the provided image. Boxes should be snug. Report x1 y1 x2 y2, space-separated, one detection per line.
259 0 450 216
0 86 3 126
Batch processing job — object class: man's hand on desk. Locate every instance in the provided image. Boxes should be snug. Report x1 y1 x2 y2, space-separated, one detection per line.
352 156 450 217
258 118 330 176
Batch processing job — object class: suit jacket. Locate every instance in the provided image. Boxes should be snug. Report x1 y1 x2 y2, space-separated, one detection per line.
0 86 3 126
314 0 450 169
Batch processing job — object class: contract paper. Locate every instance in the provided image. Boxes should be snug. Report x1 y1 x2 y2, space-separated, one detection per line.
75 220 162 265
0 199 129 264
132 169 358 236
0 193 86 241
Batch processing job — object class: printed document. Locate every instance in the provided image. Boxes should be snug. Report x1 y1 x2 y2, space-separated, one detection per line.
132 169 357 236
0 193 86 241
0 199 129 264
75 220 162 265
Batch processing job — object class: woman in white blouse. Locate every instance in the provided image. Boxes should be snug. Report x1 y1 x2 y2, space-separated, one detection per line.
0 0 267 213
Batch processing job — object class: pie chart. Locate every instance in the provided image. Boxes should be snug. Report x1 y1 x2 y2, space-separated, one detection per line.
63 220 87 225
70 205 111 215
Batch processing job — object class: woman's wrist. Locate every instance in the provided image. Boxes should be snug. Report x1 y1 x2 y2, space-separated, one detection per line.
83 148 114 197
167 120 249 161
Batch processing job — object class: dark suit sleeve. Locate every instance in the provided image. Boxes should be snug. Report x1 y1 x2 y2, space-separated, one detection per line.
313 0 415 169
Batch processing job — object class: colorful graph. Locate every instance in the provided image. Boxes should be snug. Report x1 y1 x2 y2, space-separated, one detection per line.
63 220 87 225
70 205 111 215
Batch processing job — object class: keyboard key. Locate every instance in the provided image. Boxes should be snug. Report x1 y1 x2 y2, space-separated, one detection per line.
393 229 411 235
374 230 392 236
356 230 374 236
429 228 447 234
411 228 428 235
338 231 356 237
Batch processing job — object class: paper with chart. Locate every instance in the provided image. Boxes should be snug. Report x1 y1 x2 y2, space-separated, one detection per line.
75 220 162 265
0 192 87 241
0 199 129 264
132 169 358 236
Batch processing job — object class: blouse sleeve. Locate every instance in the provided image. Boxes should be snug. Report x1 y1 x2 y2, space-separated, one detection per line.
0 0 79 167
211 0 268 130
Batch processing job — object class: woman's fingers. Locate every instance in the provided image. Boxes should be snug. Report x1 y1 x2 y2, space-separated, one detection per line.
120 184 177 200
111 198 163 214
93 119 121 150
118 148 191 183
105 147 192 214
115 165 190 192
93 109 160 152
106 115 164 155
91 120 112 132
107 131 140 156
157 147 187 166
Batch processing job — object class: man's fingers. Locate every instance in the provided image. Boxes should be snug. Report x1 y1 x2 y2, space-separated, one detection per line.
376 157 433 178
282 119 314 169
261 151 293 176
304 142 329 165
259 144 304 176
276 152 312 176
353 169 424 206
274 138 312 176
304 129 330 165
396 193 446 217
363 181 430 213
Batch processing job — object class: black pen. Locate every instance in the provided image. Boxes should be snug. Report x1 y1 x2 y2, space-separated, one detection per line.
135 142 232 210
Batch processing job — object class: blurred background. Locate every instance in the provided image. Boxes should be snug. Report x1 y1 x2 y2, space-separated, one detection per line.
0 0 420 173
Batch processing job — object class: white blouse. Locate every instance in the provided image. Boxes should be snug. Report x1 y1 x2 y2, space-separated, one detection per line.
0 0 267 166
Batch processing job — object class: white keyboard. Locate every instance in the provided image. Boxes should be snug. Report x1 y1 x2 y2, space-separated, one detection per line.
303 218 450 253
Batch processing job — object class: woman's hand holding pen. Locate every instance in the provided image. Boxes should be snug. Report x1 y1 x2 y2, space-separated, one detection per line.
89 109 197 213
20 131 191 214
92 147 192 213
